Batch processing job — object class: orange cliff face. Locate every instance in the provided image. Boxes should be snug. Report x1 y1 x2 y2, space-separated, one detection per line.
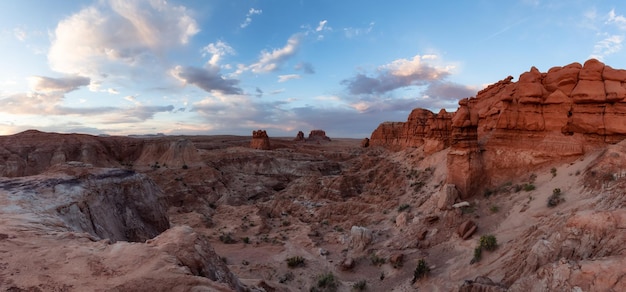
369 108 453 154
371 59 626 198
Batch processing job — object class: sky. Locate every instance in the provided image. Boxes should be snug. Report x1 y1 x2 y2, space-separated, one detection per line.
1 0 626 138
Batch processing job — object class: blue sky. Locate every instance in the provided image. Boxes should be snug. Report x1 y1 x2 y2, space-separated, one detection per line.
1 0 626 137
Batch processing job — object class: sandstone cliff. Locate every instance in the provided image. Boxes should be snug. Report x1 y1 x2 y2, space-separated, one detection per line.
370 108 453 153
372 59 626 197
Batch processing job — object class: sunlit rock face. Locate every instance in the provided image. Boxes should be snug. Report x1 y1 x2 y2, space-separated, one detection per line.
371 59 626 197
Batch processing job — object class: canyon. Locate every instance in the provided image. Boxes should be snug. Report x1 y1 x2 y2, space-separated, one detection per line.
1 59 626 291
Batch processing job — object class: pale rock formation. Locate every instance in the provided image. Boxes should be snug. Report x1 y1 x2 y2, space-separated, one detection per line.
349 226 373 251
437 184 459 210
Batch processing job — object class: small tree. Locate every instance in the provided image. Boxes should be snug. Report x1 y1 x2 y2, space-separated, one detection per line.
411 259 430 284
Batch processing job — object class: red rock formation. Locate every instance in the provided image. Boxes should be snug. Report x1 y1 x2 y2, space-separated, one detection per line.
361 137 370 148
294 130 305 142
372 59 626 198
250 130 270 150
370 108 453 153
308 129 331 142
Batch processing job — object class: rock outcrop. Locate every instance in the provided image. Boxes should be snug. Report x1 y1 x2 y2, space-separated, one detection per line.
294 130 305 142
370 108 453 153
372 59 626 197
250 129 271 150
2 163 169 242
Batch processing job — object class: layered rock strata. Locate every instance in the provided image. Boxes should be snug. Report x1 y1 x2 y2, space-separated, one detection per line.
370 108 453 153
372 59 626 197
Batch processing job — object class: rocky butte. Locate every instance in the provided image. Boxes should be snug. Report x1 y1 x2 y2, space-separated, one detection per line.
2 59 626 291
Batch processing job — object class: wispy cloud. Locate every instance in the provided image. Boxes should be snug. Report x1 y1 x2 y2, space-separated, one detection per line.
590 34 623 60
295 62 315 74
240 8 262 28
316 20 330 32
248 34 302 73
343 22 375 38
278 74 301 82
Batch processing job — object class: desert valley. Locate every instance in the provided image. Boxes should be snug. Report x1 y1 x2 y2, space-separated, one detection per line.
3 59 626 291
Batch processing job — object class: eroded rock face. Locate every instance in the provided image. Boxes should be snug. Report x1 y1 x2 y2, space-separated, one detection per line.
1 163 169 242
0 130 202 177
250 129 271 150
372 59 626 197
370 108 453 153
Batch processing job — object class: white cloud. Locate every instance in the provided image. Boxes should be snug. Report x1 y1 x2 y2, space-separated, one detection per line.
249 34 302 73
608 9 626 30
278 74 301 82
202 41 235 67
316 20 328 32
48 0 199 76
240 8 262 28
590 34 623 60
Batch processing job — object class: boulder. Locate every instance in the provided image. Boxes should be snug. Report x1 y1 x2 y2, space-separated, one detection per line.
349 226 373 251
457 220 477 240
396 212 408 227
438 184 459 210
339 257 355 271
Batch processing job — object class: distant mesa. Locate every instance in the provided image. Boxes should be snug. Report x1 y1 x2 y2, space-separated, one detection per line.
307 129 331 142
292 129 331 143
250 129 271 150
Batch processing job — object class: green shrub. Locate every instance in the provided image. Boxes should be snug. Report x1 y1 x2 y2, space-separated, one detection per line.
550 167 557 177
312 272 337 291
352 280 367 291
370 254 386 266
470 246 482 264
479 235 498 251
483 188 494 198
286 256 305 268
182 164 189 169
523 183 536 192
219 233 236 244
411 259 430 284
242 237 250 244
489 205 499 213
397 203 410 212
